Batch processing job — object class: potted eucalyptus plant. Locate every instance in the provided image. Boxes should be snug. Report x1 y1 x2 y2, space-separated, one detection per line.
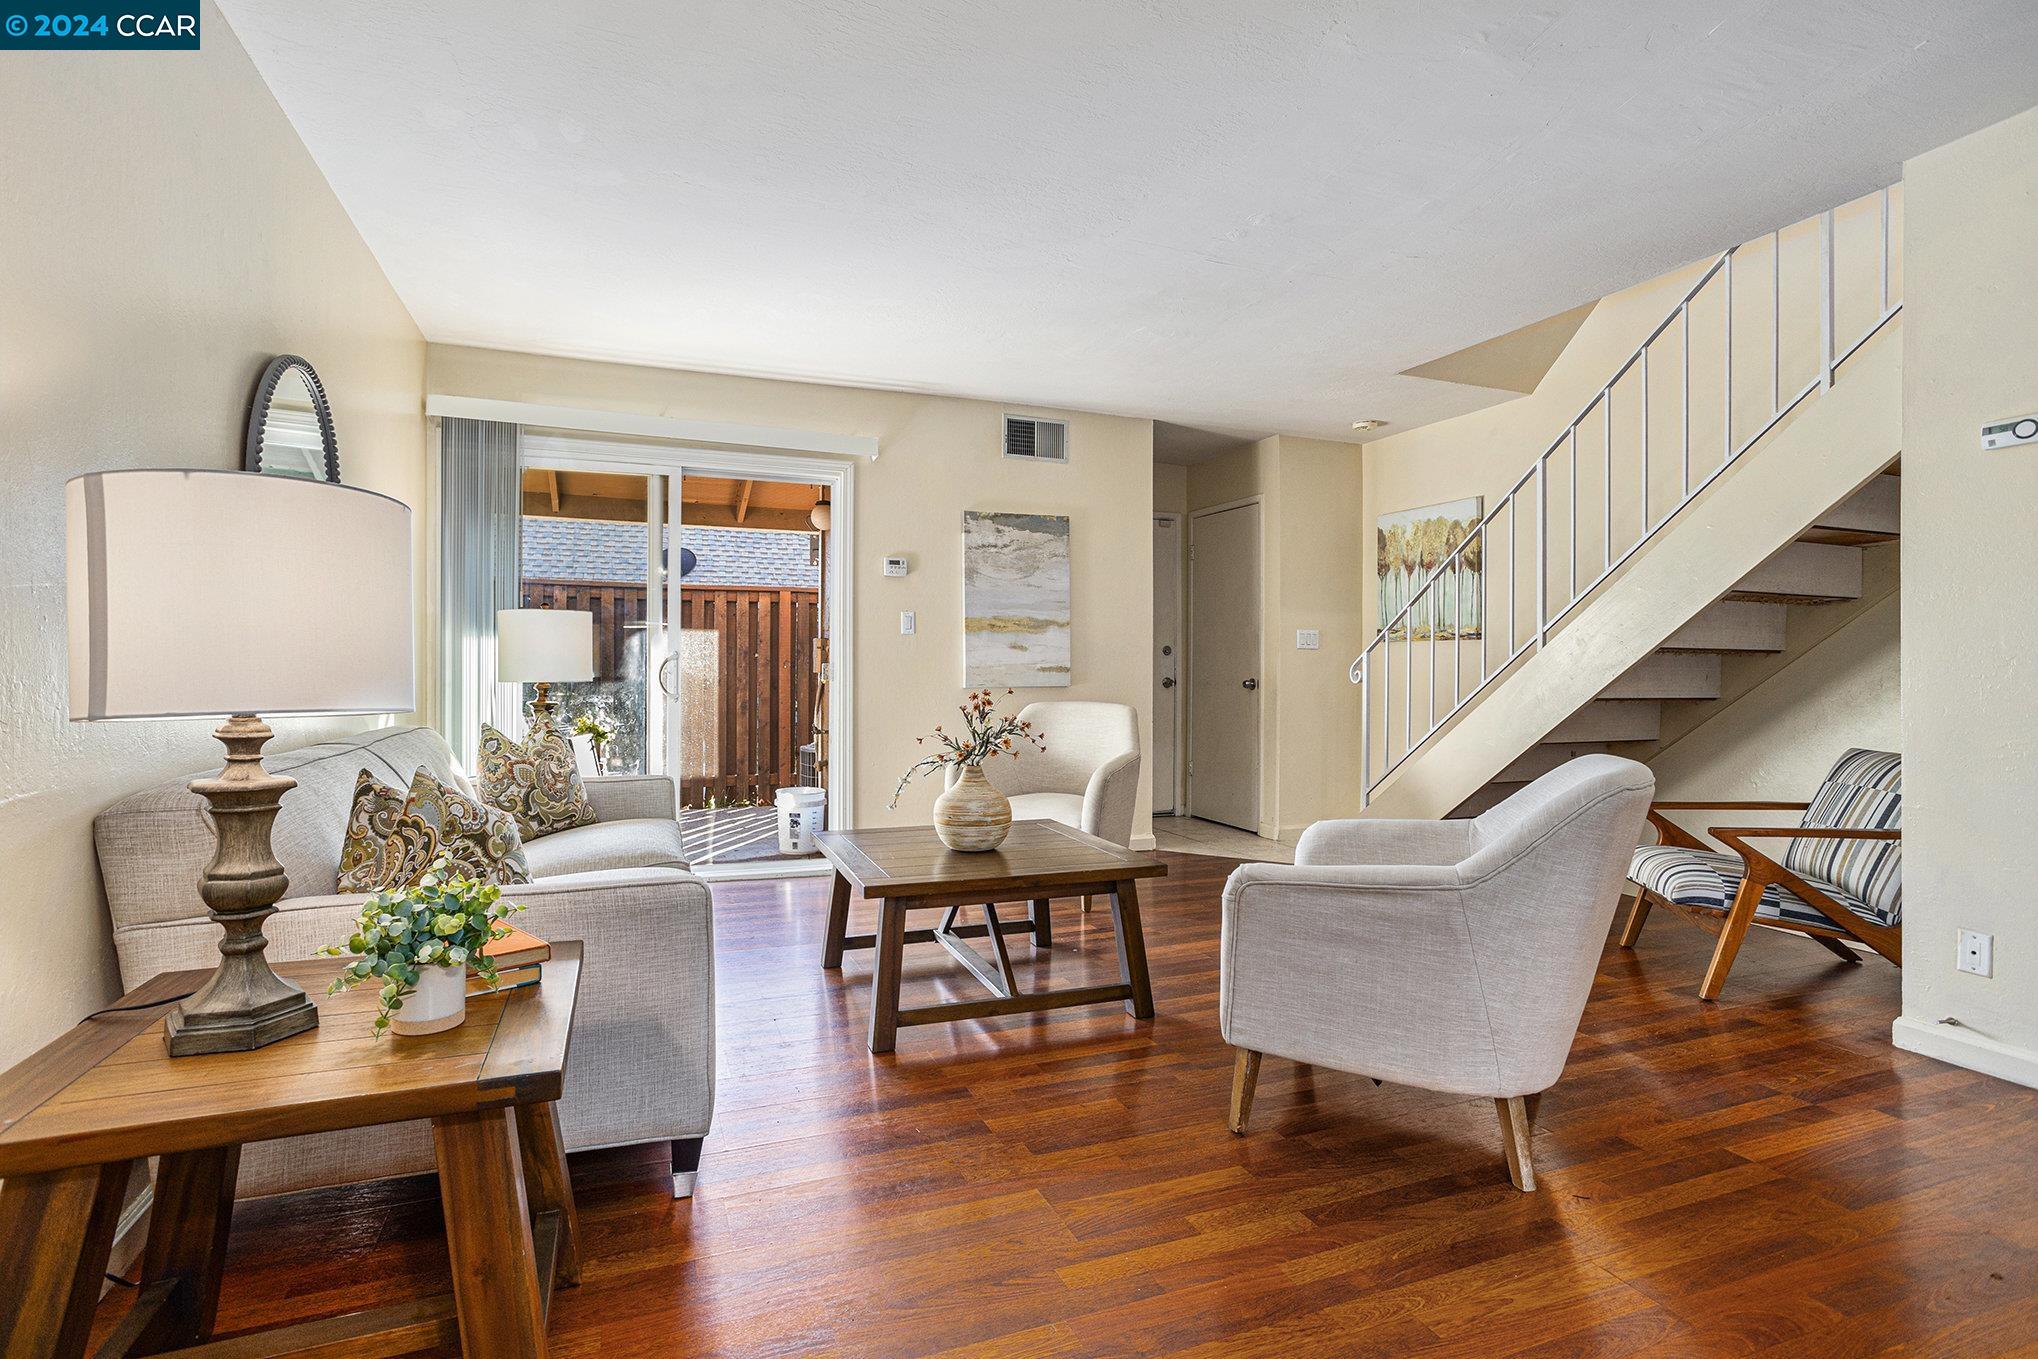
320 856 523 1036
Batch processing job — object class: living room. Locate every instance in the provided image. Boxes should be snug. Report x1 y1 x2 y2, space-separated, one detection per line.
5 4 2038 1356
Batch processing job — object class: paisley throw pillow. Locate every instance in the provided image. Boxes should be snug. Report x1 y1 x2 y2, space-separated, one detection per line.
476 722 597 840
338 768 532 893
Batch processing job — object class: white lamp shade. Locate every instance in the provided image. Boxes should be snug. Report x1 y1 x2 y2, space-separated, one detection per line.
66 470 415 720
497 608 594 683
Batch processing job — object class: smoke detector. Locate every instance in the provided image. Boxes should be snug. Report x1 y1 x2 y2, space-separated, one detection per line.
1350 419 1389 432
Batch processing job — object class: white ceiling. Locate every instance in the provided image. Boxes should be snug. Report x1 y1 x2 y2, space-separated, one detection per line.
221 1 2038 444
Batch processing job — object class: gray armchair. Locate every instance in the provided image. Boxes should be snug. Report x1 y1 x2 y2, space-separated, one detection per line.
1218 755 1653 1190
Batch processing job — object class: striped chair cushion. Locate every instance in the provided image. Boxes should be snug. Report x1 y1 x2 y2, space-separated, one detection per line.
1810 748 1902 794
1628 845 1892 931
1785 749 1902 925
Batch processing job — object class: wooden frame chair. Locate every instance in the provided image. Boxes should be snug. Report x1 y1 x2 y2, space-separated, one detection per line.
1620 750 1902 1000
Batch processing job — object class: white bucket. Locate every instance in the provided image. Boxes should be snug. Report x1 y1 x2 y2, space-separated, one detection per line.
775 786 828 855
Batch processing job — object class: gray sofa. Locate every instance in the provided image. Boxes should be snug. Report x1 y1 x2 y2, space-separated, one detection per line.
95 725 714 1199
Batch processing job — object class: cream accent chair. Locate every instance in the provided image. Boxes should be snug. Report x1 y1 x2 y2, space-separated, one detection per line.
1219 755 1653 1190
958 700 1141 910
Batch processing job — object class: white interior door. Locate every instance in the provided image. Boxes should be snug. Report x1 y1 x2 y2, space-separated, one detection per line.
1152 515 1180 815
1189 502 1261 832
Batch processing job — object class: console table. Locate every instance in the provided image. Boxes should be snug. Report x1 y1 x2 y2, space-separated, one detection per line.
0 944 584 1359
816 819 1167 1052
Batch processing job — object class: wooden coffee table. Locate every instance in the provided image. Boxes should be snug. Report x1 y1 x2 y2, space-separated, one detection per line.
816 820 1167 1052
0 944 584 1359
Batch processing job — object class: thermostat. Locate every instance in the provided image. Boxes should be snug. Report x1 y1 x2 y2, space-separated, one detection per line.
883 556 909 577
1982 415 2038 450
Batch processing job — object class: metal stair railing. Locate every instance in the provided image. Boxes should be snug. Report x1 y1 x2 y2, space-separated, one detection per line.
1353 186 1902 806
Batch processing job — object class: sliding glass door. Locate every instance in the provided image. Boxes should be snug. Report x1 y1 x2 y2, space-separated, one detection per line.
516 465 667 776
667 473 829 866
518 431 848 876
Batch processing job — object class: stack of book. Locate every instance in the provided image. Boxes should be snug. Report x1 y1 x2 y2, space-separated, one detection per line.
466 925 549 996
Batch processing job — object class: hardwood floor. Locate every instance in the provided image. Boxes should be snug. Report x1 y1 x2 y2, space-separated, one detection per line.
91 851 2038 1357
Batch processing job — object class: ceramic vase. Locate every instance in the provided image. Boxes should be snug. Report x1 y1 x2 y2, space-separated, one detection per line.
391 962 467 1037
934 763 1012 851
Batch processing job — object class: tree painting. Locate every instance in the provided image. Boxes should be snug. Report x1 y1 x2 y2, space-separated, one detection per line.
1375 497 1484 641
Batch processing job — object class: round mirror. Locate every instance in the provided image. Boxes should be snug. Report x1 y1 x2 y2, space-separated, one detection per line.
244 355 339 483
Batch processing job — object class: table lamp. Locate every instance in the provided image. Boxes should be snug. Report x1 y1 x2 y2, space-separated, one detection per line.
496 607 593 729
67 469 414 1055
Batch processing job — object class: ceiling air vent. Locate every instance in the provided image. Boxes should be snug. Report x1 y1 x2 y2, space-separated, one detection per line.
1003 415 1068 463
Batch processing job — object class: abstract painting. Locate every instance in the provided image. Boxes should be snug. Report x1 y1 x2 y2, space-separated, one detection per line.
1377 497 1483 641
963 511 1071 686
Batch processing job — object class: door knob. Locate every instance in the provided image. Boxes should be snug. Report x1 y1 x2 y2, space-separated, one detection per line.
1161 677 1175 689
1242 678 1258 690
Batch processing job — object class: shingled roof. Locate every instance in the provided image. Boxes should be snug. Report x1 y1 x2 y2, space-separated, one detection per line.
522 519 820 589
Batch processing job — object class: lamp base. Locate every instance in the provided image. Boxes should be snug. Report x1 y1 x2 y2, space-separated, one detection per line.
166 714 319 1057
527 679 557 731
165 987 318 1056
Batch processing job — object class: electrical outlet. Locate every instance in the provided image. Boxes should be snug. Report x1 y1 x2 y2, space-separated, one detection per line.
1296 628 1320 650
1957 929 1993 977
899 611 915 636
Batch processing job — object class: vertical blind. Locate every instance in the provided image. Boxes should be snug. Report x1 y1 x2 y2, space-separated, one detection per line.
438 417 521 767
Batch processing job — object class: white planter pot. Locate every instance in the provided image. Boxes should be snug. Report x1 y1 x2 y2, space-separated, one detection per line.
391 963 467 1037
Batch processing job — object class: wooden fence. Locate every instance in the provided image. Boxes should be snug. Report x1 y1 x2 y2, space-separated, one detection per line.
521 580 820 808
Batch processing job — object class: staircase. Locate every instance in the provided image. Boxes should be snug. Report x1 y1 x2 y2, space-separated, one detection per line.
1355 188 1904 820
1450 472 1899 816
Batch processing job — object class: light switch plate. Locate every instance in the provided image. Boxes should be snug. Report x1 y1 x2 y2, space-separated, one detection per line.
899 611 916 635
1296 628 1320 650
1958 929 1993 977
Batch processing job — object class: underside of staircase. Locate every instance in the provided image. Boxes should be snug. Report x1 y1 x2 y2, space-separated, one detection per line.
1449 471 1900 817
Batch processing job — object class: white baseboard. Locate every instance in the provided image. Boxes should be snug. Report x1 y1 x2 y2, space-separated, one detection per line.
1130 834 1157 851
690 858 833 883
1892 1015 2038 1090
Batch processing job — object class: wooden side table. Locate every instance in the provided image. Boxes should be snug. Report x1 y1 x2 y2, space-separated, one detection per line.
816 820 1168 1052
0 943 585 1359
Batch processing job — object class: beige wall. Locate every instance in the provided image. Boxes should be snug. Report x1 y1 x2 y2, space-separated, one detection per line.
1898 104 2038 1083
1154 462 1188 516
426 346 1156 841
1267 437 1367 837
1184 435 1364 839
0 3 427 1062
